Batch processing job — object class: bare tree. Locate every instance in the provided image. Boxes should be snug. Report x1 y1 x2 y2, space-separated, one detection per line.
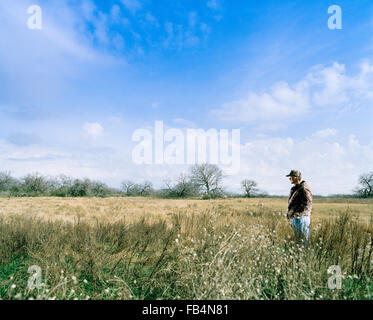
190 163 224 198
355 172 373 197
241 179 258 198
163 174 199 198
137 181 154 196
121 180 153 197
121 180 137 196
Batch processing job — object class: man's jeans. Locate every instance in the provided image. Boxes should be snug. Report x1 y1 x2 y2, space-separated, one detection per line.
291 216 310 245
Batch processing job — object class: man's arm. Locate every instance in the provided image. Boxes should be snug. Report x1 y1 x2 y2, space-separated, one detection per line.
286 208 294 220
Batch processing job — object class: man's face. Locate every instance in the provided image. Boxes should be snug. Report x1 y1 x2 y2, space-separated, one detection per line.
289 175 300 185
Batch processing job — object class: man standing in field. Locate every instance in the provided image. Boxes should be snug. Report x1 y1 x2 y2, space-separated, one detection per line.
286 170 312 245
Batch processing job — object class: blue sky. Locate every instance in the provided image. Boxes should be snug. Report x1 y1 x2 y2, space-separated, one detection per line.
1 0 373 195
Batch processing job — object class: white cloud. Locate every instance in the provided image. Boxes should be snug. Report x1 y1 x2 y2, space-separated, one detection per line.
230 133 373 195
80 0 97 21
207 0 221 10
110 4 121 22
0 0 101 62
307 62 373 107
348 134 360 149
200 23 212 39
172 118 197 128
312 128 338 138
83 122 104 139
213 61 373 123
0 0 126 108
163 17 212 50
1 127 372 195
145 13 159 27
113 33 125 51
189 12 198 28
93 12 110 44
121 0 142 14
213 81 310 122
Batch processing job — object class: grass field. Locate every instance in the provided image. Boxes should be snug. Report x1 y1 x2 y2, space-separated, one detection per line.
0 197 372 300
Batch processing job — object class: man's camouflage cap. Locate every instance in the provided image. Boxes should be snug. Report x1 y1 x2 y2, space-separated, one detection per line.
286 170 301 178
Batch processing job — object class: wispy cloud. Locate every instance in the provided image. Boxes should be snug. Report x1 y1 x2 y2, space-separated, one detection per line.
172 118 197 128
121 0 142 14
206 0 222 10
189 12 198 28
163 18 212 49
0 0 126 108
312 128 338 138
110 4 121 23
145 12 159 27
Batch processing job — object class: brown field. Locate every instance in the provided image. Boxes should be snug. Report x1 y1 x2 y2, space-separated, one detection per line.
1 196 372 225
0 196 372 300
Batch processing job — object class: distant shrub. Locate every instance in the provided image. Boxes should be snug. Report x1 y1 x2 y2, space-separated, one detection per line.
49 175 73 197
90 181 111 197
0 171 18 192
21 173 49 196
68 179 91 197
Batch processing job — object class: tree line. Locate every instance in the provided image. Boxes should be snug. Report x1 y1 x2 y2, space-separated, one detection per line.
0 165 372 198
0 164 265 199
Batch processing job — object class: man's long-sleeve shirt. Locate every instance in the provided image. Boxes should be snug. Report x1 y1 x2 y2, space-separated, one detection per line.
287 181 312 219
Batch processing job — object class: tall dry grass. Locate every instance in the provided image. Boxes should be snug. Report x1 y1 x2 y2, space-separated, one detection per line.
0 198 372 300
